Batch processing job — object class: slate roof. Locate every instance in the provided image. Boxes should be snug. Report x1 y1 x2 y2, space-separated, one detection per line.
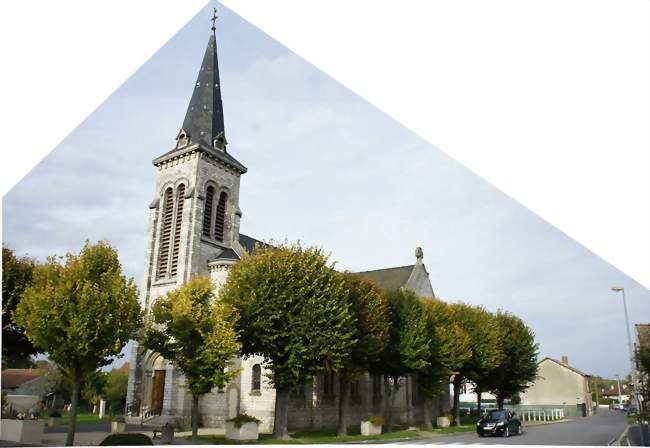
356 265 415 291
182 32 226 150
238 233 266 253
152 31 247 174
214 247 239 261
1 369 45 388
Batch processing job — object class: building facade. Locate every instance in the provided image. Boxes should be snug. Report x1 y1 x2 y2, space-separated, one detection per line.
125 23 443 431
519 357 593 417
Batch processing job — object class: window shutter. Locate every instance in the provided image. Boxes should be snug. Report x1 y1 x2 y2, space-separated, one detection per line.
202 186 215 237
156 187 174 278
214 192 227 242
170 184 186 277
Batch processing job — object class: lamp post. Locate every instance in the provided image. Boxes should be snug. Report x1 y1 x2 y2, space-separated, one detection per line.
611 286 641 414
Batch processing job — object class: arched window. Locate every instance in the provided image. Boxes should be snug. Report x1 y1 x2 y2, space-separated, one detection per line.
251 364 261 392
169 184 186 277
157 187 174 278
214 192 227 242
202 186 215 237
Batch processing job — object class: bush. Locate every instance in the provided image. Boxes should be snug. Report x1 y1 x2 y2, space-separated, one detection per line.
227 413 260 428
363 416 386 426
99 433 153 446
47 409 62 418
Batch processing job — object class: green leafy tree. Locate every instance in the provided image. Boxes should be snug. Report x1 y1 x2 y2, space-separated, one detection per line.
142 276 240 441
2 246 38 369
484 311 539 409
104 369 129 413
419 299 471 429
220 243 355 439
372 289 430 432
448 303 503 426
636 345 650 410
82 371 108 411
14 241 141 446
336 273 390 436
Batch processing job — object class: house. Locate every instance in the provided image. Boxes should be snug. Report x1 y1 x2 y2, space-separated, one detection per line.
520 356 593 416
1 369 55 413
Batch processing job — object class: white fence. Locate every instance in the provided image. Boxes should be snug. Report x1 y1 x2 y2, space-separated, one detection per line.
519 408 565 422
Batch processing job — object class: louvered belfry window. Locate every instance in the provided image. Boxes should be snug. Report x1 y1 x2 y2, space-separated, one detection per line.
157 187 174 278
202 186 215 237
214 192 227 242
169 184 186 277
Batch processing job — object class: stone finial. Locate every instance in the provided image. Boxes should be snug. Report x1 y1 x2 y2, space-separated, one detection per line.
415 247 423 261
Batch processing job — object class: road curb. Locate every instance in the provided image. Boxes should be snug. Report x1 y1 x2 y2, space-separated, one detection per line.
613 424 630 446
524 418 574 427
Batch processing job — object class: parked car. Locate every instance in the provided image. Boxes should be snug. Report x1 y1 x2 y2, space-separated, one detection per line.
476 409 522 438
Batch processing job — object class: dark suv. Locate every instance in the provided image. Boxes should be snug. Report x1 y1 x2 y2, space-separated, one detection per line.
476 409 522 437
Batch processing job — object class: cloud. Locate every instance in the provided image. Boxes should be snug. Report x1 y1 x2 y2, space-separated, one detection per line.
3 4 648 377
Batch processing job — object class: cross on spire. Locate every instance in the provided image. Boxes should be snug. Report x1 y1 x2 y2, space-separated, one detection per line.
211 7 218 32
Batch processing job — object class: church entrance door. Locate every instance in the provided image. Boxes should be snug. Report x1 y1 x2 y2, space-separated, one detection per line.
152 370 166 413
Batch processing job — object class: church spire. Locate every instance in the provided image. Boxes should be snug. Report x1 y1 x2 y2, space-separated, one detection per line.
177 8 227 151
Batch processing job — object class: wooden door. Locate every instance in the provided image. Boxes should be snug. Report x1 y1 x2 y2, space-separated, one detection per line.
152 370 166 413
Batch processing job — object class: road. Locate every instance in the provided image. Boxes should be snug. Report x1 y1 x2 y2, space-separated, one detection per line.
389 409 628 446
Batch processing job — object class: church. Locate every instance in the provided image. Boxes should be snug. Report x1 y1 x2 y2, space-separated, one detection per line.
125 17 444 432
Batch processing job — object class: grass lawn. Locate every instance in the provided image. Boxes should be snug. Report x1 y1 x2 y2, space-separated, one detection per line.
424 415 480 434
194 427 422 444
59 413 110 425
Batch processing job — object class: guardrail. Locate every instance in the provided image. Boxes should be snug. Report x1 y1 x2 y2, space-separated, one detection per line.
519 408 565 422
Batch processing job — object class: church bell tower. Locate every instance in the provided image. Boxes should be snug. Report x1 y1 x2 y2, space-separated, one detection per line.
126 10 248 419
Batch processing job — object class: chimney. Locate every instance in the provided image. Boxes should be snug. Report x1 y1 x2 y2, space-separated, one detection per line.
561 356 569 365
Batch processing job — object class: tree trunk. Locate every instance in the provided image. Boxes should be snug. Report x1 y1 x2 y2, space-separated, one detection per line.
191 394 200 441
451 377 461 427
405 375 414 427
383 376 394 433
422 397 433 430
65 377 81 446
272 387 291 439
337 378 351 436
476 387 482 417
497 395 505 410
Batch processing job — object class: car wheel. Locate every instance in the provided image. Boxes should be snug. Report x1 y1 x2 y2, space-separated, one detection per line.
504 427 510 438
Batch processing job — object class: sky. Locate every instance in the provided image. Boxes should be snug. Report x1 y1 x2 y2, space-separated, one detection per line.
2 4 649 379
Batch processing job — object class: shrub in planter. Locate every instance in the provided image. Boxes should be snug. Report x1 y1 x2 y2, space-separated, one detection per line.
225 414 260 441
361 416 384 436
111 415 127 434
436 416 450 428
0 419 45 443
100 433 153 446
47 409 62 427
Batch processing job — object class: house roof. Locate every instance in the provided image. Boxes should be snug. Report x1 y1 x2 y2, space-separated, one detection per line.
541 357 590 377
356 265 415 291
1 369 45 388
117 362 130 374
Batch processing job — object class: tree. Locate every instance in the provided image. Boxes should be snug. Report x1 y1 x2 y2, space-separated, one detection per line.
219 243 356 439
336 272 390 436
447 303 503 426
15 241 141 446
104 369 129 413
2 246 39 369
372 289 430 432
82 371 108 412
419 299 471 429
484 311 539 409
142 275 240 441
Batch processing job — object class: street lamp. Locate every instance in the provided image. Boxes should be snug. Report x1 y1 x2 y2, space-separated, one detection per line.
611 286 641 412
